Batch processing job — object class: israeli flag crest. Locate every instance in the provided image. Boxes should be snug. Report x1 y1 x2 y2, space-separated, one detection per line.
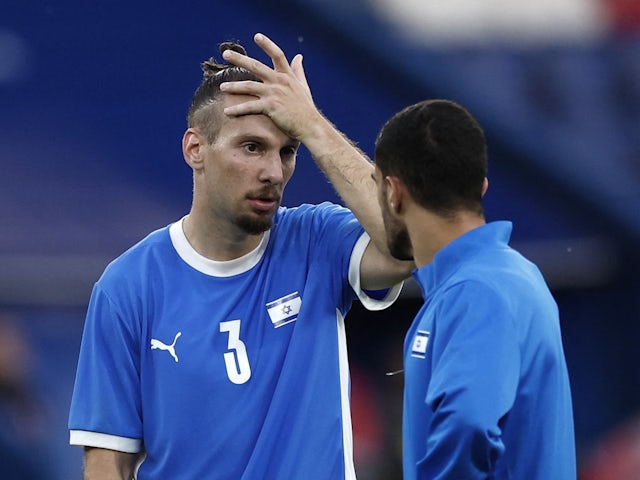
266 292 302 328
411 330 430 358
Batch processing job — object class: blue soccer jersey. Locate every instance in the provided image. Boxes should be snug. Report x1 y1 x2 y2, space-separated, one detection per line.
403 221 576 479
69 202 401 479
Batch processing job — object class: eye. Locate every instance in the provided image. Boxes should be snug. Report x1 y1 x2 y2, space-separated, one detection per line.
243 143 260 154
281 145 298 159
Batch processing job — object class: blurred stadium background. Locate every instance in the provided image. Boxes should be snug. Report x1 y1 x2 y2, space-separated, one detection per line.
1 0 639 478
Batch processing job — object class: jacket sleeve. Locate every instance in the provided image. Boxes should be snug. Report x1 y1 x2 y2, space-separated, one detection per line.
419 280 520 478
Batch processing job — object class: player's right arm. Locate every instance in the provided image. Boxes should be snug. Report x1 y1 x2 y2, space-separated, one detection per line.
83 447 140 480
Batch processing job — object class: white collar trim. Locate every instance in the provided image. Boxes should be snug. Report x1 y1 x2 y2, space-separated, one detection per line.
169 217 269 277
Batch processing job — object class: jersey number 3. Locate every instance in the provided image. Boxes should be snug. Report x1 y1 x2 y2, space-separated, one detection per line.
219 320 252 384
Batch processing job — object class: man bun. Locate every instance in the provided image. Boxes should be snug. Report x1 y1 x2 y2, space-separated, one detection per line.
201 41 247 79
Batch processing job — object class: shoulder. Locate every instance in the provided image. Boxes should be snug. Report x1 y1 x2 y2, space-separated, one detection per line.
274 203 361 247
468 246 549 299
274 202 359 233
440 256 556 331
275 202 354 224
98 223 173 285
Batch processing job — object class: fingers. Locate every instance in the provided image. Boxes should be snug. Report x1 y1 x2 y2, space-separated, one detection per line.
219 79 264 96
290 54 311 98
219 80 268 117
252 33 290 73
219 33 312 119
222 48 272 79
222 32 291 79
223 98 264 117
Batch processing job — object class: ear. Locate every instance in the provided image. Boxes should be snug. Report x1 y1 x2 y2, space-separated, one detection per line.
183 128 205 170
481 177 489 197
384 175 406 214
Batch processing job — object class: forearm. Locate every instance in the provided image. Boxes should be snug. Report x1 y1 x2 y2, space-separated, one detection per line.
84 447 139 480
301 113 388 254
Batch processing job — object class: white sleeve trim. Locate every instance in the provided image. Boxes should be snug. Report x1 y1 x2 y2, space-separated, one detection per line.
348 232 403 311
69 430 142 453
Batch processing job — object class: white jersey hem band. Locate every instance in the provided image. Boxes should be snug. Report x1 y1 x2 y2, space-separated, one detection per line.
349 232 403 310
69 430 142 453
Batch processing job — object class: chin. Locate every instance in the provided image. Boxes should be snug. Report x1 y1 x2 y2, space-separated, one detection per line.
236 214 274 235
388 229 413 261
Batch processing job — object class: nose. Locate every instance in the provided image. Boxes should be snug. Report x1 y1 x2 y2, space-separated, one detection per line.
259 152 285 184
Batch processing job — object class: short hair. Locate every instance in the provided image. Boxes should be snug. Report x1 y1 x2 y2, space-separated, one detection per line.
374 99 487 217
186 41 261 143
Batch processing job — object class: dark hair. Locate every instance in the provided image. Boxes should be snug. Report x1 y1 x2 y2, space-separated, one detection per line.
374 99 487 217
186 41 261 143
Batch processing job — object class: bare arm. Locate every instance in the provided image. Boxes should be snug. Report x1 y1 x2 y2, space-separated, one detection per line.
221 33 414 289
84 447 139 480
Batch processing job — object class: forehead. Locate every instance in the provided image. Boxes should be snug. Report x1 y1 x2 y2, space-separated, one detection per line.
215 94 293 144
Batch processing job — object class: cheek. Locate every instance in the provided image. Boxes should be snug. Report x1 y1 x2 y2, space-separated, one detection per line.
215 158 251 184
382 207 395 234
376 190 386 211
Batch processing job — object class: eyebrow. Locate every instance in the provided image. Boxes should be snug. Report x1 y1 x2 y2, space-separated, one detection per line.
233 133 300 150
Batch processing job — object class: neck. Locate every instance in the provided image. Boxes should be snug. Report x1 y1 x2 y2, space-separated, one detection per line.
182 210 265 261
407 208 485 268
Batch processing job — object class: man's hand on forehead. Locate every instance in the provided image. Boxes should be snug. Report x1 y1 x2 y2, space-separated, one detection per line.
219 33 317 141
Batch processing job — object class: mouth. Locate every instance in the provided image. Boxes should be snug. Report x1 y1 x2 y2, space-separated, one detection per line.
247 194 280 213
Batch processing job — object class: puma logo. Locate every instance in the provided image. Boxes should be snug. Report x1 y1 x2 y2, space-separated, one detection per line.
150 332 182 363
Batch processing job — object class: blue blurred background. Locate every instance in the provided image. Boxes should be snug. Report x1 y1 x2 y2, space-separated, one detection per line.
1 0 639 478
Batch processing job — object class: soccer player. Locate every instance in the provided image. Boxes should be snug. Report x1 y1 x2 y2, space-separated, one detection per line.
68 34 413 479
372 99 576 479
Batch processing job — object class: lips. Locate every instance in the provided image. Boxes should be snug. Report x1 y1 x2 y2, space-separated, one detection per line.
249 198 277 211
247 191 280 212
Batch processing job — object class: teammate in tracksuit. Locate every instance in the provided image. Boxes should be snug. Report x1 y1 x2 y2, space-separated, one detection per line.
372 99 576 479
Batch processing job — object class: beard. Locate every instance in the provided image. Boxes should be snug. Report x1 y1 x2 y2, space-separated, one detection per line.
381 204 413 261
387 225 413 261
235 211 274 235
233 186 281 235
